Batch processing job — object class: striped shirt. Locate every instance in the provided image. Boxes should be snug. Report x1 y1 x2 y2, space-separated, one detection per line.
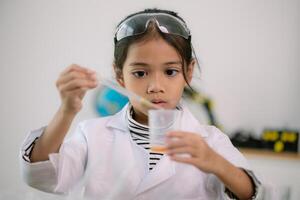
126 106 164 171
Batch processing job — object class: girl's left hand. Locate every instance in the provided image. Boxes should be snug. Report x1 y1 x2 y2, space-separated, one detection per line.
166 131 220 174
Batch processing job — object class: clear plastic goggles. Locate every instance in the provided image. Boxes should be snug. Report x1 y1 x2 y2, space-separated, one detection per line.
114 13 191 43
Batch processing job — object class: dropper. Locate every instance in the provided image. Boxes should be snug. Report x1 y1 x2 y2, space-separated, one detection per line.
98 76 162 110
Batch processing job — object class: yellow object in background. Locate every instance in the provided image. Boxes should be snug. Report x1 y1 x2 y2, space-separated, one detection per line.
281 131 297 142
274 141 284 152
262 130 279 141
261 129 299 153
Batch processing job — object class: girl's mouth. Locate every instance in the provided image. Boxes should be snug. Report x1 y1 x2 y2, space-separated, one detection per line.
151 99 167 107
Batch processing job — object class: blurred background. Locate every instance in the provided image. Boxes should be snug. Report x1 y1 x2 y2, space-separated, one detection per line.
0 0 299 199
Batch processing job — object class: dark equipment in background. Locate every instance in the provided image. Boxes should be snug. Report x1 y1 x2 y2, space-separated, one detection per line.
261 129 298 153
231 129 299 153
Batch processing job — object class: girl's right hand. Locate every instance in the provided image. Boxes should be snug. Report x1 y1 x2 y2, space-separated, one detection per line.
56 64 98 115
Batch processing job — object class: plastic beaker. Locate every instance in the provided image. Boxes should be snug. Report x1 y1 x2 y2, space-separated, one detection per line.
149 109 181 153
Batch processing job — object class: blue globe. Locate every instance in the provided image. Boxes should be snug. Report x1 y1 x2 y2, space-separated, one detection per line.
95 86 129 116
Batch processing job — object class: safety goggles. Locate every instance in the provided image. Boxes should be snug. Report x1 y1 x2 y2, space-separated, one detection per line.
114 13 191 43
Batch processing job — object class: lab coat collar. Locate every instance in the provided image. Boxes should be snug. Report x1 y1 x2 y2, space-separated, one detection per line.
105 104 129 132
180 102 209 138
135 155 175 195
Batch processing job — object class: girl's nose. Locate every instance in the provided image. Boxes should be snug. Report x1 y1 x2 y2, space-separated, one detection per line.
147 74 165 94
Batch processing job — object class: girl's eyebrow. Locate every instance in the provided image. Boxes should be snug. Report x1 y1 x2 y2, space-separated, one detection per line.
164 61 182 65
129 62 149 67
129 61 182 67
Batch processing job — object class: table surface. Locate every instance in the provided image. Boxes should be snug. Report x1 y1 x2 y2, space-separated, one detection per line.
239 148 300 160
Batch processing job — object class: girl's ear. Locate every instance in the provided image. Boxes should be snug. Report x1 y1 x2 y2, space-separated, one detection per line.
113 63 125 87
186 59 195 85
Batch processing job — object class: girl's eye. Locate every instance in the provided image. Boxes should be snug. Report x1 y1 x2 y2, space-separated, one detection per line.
132 71 147 78
165 69 179 77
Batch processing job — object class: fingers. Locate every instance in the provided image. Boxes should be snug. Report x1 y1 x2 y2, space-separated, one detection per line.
64 87 88 99
56 64 98 114
169 154 196 166
59 78 97 92
166 131 185 138
166 131 200 148
166 131 218 173
60 64 95 76
167 146 197 157
56 64 98 93
57 70 88 86
166 136 185 149
166 131 204 157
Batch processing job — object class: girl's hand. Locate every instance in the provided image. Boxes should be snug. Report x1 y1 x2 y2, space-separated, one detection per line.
166 131 220 173
56 64 98 115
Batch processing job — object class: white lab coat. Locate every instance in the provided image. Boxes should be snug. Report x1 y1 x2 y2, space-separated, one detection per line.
20 103 254 200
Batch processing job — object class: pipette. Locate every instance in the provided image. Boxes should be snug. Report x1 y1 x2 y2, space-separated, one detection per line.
98 76 161 110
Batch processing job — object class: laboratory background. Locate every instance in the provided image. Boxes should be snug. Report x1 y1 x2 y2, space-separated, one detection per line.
0 0 299 199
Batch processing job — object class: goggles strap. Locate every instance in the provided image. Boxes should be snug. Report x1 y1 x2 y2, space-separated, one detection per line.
192 44 201 73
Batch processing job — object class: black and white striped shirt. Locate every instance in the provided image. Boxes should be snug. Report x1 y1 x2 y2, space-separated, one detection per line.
126 106 164 171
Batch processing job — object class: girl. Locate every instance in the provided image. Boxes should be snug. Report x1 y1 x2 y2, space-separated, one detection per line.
21 8 260 200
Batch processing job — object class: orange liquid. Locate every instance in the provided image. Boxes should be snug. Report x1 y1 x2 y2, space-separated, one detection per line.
150 145 167 153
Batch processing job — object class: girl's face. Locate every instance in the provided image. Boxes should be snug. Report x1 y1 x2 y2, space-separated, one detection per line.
117 37 194 124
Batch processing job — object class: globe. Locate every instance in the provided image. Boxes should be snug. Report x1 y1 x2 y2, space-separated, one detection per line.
95 86 129 116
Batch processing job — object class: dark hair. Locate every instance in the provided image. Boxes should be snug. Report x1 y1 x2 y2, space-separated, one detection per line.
114 8 193 86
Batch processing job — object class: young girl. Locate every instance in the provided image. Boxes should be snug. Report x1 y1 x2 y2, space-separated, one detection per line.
21 8 260 200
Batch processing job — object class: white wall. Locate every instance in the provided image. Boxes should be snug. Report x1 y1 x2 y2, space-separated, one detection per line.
1 0 299 198
244 155 300 200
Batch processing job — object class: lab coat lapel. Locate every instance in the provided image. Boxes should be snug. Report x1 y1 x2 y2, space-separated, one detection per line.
135 104 207 194
135 155 175 195
180 104 209 138
105 104 129 132
105 104 146 194
107 130 145 197
105 102 207 196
